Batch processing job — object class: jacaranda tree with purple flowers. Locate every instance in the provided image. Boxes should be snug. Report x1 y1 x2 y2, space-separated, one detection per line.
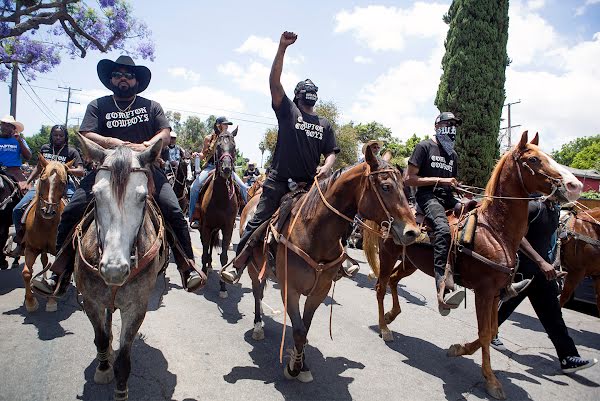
0 0 155 82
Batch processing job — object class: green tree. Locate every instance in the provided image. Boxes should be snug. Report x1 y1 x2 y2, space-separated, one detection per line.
570 141 600 170
435 0 509 187
551 135 600 166
334 123 358 169
355 122 393 143
25 124 82 165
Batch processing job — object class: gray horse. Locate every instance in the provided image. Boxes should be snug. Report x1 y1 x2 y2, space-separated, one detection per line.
75 134 168 401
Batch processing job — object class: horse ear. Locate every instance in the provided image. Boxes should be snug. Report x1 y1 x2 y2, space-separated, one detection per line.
231 126 238 137
138 138 163 167
77 133 107 164
530 132 539 145
365 144 379 170
65 159 75 168
518 130 529 149
38 153 49 168
382 150 392 162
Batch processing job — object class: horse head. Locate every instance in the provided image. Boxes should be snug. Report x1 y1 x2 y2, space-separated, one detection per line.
181 150 194 183
215 127 237 179
358 146 419 246
78 134 162 286
510 131 582 203
36 156 73 219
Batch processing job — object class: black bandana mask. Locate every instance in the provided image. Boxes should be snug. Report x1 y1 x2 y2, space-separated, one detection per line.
295 79 319 107
301 91 318 106
435 125 457 155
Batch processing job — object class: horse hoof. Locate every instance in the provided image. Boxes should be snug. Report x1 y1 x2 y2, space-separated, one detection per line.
45 299 58 312
252 323 265 341
284 363 299 380
219 290 228 299
94 366 114 384
25 298 39 312
297 370 314 383
486 383 506 400
447 344 464 357
384 312 395 324
381 329 394 342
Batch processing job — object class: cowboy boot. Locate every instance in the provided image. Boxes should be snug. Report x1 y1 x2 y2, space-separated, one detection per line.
435 265 464 316
221 247 251 285
31 245 75 297
499 278 533 303
341 251 360 278
172 248 206 292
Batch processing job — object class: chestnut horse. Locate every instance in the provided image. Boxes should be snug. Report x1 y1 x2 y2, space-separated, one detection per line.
22 158 73 313
559 206 600 314
244 147 419 382
193 128 239 298
74 135 168 401
363 132 582 399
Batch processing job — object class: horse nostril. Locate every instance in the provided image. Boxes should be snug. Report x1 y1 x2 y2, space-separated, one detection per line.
566 182 581 192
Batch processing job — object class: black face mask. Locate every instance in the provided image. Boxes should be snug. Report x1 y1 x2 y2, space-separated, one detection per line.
301 91 318 107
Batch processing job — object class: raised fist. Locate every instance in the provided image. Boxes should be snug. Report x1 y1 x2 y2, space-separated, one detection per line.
280 31 298 47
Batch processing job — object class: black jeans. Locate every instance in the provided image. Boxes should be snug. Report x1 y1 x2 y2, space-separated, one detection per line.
498 260 578 360
237 176 288 254
416 192 457 277
56 166 194 263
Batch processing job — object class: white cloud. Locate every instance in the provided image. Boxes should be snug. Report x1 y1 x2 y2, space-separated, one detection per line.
527 0 546 10
334 2 450 51
148 86 245 117
575 0 600 16
353 56 373 64
218 61 299 97
167 67 201 82
236 35 303 64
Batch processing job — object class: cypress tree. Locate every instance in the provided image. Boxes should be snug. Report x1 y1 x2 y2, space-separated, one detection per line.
435 0 509 187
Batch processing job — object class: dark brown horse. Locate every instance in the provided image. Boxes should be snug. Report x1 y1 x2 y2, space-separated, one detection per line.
194 128 239 298
22 158 73 313
0 168 22 270
559 206 600 314
74 135 168 401
170 152 193 215
244 147 419 382
363 132 583 399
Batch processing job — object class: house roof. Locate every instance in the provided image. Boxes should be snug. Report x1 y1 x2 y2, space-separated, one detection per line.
564 166 600 179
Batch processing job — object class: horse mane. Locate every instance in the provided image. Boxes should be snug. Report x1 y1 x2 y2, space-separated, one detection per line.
105 146 133 208
480 150 514 212
300 167 346 220
41 160 68 182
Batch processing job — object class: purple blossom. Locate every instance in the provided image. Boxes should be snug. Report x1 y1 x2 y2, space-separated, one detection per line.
99 0 116 7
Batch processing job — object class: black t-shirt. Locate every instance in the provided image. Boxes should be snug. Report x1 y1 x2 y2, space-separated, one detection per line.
519 201 560 265
39 144 83 166
408 138 458 197
270 96 338 181
79 95 170 143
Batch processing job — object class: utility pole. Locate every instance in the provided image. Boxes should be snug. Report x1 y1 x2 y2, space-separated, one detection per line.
9 1 21 117
56 86 81 128
503 99 521 149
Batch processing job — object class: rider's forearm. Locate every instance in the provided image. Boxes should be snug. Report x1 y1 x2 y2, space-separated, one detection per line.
322 153 336 171
519 237 546 267
68 166 85 177
405 175 447 187
269 45 287 106
82 132 125 149
26 164 40 185
17 135 32 160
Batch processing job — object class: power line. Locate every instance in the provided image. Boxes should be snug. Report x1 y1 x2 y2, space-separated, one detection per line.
56 86 81 128
18 68 62 122
17 80 60 124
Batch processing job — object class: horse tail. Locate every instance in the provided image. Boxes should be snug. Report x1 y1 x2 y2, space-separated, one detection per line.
210 230 221 252
362 220 381 278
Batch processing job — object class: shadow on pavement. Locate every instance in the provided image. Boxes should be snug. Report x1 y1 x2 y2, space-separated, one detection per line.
351 270 428 307
2 286 79 341
0 265 25 296
200 269 252 324
77 334 177 401
382 330 535 400
223 318 364 400
510 311 600 351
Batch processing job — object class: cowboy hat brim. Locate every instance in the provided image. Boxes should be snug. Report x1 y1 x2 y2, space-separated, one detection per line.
0 115 24 133
362 140 384 155
97 59 152 94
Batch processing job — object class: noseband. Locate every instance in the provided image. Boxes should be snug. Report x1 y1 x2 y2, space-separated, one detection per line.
513 152 561 200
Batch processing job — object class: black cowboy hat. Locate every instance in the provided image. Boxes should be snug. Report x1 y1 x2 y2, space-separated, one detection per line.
97 55 152 94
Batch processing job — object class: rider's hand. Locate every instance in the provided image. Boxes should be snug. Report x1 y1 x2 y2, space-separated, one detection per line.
315 165 330 180
539 261 558 280
125 143 147 152
280 31 297 48
441 177 458 187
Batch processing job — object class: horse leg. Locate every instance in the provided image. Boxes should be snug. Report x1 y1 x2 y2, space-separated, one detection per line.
0 221 8 270
200 227 211 274
22 247 39 312
386 260 418 325
251 270 266 340
594 277 600 316
559 266 585 308
282 289 311 382
113 308 146 401
219 230 233 298
40 253 57 312
83 302 114 385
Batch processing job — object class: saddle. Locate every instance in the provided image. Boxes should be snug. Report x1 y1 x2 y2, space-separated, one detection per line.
191 171 243 221
414 199 479 248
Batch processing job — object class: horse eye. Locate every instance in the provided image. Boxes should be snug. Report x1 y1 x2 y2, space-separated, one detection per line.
381 184 391 192
529 156 539 164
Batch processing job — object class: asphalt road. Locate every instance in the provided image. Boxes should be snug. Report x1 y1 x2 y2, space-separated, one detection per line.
0 223 598 401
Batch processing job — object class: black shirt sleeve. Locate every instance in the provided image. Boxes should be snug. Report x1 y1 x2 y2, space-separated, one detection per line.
321 120 339 155
408 141 427 171
272 95 293 122
69 148 83 166
151 101 171 133
79 100 100 133
160 147 169 161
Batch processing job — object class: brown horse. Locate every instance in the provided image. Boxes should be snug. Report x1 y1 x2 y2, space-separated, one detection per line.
363 132 583 399
170 152 193 215
194 128 239 298
247 175 265 201
245 147 419 382
559 206 600 314
21 158 73 313
74 135 168 401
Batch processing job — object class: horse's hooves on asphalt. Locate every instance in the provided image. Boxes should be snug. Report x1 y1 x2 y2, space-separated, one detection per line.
25 298 39 313
485 383 507 400
94 366 115 384
384 312 394 324
219 290 228 299
447 343 463 357
45 299 58 312
252 323 265 341
381 329 394 342
297 370 314 383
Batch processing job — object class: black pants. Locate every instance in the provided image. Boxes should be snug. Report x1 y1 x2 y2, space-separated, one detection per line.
416 193 457 277
236 176 288 255
498 261 578 360
56 166 194 262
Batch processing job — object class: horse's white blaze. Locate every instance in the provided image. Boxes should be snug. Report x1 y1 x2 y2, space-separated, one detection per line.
186 162 193 182
93 167 148 285
544 154 583 201
47 172 57 205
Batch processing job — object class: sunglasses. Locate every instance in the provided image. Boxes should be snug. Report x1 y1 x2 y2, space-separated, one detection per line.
111 71 136 80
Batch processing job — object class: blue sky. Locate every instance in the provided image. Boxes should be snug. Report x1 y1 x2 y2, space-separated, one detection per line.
2 0 600 165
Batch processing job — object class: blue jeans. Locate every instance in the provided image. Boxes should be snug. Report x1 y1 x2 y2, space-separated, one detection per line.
188 163 248 220
13 181 76 232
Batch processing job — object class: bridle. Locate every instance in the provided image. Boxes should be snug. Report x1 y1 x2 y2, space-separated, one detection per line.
36 167 67 218
315 165 402 239
215 134 236 200
513 151 561 201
